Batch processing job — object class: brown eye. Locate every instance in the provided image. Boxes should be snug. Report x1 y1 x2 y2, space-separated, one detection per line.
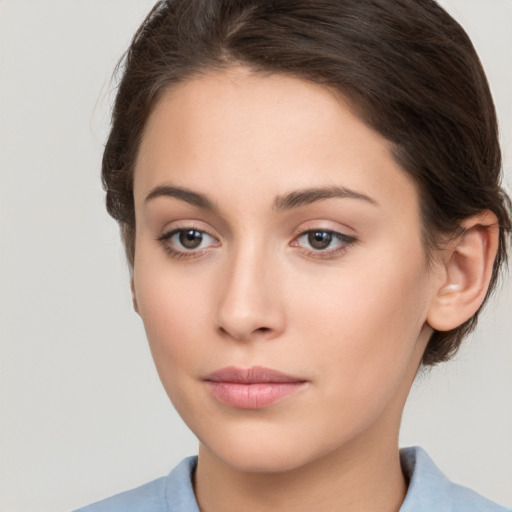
179 229 203 249
293 229 356 258
157 227 219 259
307 230 333 250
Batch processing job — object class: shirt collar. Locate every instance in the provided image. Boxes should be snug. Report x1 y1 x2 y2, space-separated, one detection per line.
399 446 508 511
165 456 200 511
164 447 508 512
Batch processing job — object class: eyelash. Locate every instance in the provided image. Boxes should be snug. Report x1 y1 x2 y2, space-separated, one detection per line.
156 227 357 260
157 227 218 260
292 230 357 259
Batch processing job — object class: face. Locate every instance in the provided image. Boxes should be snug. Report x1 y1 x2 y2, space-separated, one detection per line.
132 68 439 473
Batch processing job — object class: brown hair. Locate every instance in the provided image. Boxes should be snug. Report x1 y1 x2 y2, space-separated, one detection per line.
103 0 511 366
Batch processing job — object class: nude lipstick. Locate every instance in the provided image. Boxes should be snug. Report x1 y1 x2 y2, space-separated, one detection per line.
204 366 307 409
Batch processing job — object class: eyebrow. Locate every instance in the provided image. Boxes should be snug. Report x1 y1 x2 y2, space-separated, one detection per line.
144 184 378 210
145 185 216 209
273 186 378 210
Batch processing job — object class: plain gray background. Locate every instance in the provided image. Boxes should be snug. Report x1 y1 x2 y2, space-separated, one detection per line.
0 1 511 511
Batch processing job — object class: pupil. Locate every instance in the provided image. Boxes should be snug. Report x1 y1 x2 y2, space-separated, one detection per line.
180 230 202 249
308 231 332 250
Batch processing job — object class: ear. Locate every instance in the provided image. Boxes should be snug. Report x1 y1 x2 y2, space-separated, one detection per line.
427 211 499 332
130 277 139 314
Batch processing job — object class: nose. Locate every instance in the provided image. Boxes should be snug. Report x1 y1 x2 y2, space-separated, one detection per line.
215 244 286 342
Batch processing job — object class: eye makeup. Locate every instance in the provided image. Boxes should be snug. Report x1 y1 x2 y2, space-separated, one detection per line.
156 224 357 262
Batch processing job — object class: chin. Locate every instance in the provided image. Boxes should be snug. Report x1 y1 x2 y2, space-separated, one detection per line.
196 418 348 475
215 444 316 474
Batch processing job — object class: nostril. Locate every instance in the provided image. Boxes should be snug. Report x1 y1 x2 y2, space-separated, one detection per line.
217 324 274 341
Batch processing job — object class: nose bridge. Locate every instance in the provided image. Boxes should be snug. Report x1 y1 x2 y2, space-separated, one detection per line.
216 237 284 341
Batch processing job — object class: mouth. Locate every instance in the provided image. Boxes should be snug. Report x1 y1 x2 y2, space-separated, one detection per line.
203 366 308 409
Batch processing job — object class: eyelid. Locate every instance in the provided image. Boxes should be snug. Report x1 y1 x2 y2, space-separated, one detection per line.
156 222 221 259
291 229 355 248
290 223 358 259
157 219 219 241
290 219 356 237
158 228 218 246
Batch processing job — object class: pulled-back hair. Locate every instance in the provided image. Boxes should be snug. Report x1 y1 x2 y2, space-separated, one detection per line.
103 0 511 366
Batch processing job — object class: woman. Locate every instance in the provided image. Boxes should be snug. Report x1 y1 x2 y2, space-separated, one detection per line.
75 0 511 510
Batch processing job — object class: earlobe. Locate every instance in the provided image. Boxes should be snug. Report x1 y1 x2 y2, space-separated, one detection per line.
130 277 139 314
427 211 499 332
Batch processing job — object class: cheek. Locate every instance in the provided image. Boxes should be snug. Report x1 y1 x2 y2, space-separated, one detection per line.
133 259 215 388
290 244 431 396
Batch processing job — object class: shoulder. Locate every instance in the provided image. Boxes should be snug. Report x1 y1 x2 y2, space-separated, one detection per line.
72 477 167 512
400 446 511 512
72 456 199 512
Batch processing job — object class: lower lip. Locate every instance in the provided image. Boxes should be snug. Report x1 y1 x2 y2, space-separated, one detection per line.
205 381 306 409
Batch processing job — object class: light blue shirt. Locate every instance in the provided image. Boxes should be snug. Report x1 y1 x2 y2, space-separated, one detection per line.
73 446 510 511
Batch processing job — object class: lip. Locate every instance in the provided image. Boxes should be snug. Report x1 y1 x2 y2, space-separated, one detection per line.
204 366 308 409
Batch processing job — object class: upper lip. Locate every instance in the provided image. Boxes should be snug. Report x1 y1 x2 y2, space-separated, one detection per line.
204 366 307 384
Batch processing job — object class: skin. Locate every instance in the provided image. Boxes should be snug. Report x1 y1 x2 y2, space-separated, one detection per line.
130 67 496 512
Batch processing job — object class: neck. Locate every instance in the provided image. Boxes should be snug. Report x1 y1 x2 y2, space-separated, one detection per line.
194 427 407 512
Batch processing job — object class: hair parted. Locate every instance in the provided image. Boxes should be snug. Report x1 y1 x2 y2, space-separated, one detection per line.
102 0 511 366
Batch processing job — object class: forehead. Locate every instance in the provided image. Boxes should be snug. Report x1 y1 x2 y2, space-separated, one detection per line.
134 67 418 220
